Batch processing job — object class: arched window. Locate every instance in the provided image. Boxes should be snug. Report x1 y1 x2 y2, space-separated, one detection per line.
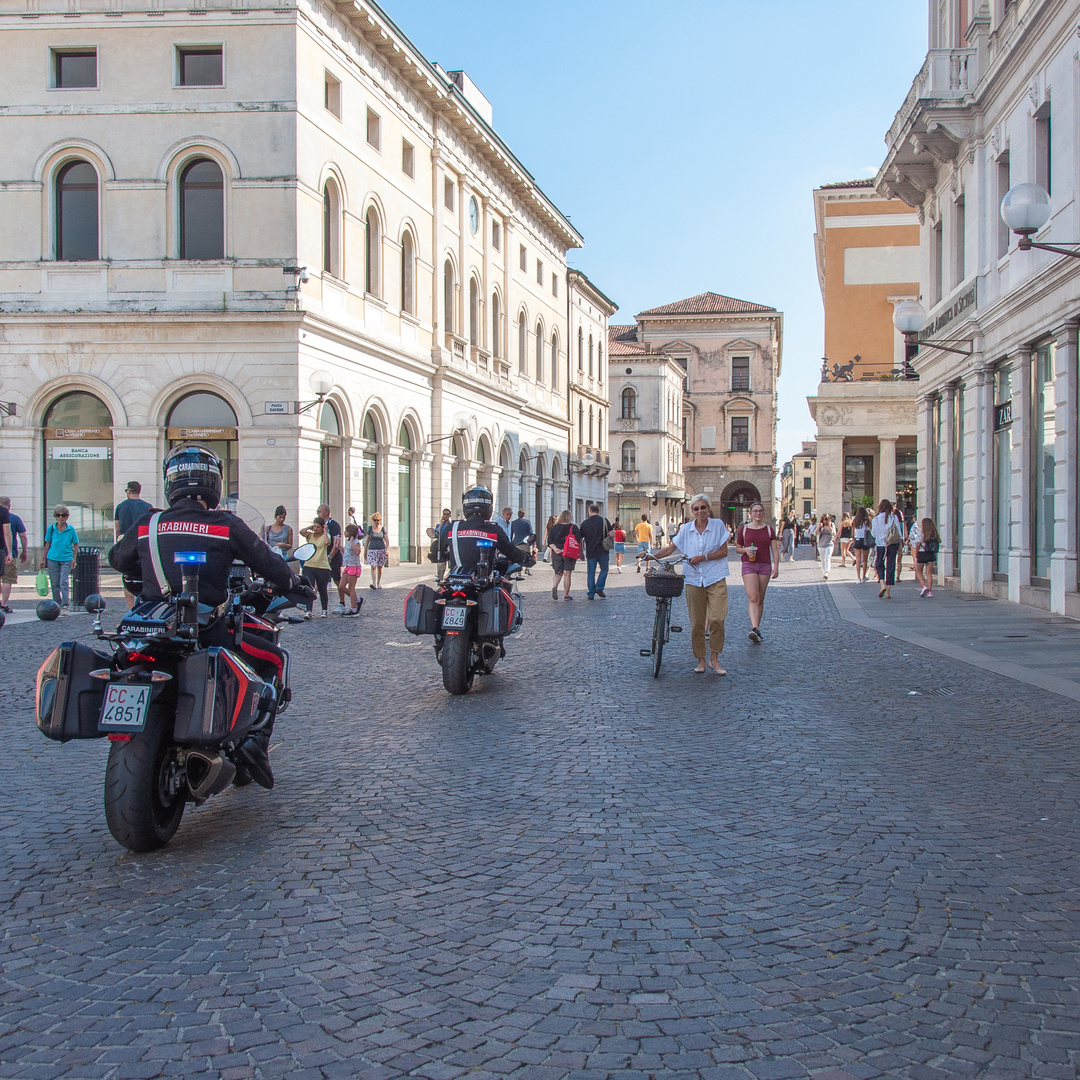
55 160 98 261
577 327 584 371
398 423 412 560
361 413 379 526
400 231 415 314
166 391 238 501
535 320 544 383
598 343 604 383
588 334 594 378
443 259 455 334
621 440 636 472
518 313 527 374
179 158 224 260
491 292 501 358
621 387 637 419
364 206 381 296
588 406 594 448
597 408 603 448
322 180 341 278
469 278 479 346
578 402 584 445
550 331 559 390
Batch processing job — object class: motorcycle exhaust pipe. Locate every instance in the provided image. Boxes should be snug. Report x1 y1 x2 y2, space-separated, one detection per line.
481 642 500 668
185 749 237 804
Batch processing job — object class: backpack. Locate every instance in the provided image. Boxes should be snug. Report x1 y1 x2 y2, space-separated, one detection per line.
562 527 581 560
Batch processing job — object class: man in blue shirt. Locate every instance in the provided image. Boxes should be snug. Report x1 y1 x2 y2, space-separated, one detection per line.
114 481 153 606
509 509 533 547
0 496 22 613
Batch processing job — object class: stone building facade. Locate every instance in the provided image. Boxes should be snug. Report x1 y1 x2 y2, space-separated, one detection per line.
877 0 1080 614
783 441 818 521
0 0 597 560
806 180 920 521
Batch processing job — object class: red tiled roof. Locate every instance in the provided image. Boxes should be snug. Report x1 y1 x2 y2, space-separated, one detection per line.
819 178 876 190
609 324 639 342
637 291 776 317
608 325 649 356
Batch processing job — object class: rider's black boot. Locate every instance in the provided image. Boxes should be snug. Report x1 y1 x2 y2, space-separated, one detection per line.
236 731 274 789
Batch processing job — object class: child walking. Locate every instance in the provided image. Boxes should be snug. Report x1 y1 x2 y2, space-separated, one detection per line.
341 523 364 616
915 517 940 597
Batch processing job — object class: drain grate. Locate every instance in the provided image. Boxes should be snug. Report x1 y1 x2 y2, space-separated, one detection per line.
929 687 956 697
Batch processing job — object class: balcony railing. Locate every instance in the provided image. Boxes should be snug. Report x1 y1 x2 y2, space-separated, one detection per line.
618 469 638 484
886 47 977 148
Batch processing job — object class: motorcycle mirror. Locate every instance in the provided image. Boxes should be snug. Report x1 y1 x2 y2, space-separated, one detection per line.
291 542 316 563
84 593 107 614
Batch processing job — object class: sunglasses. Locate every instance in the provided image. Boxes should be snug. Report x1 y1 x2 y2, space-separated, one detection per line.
55 512 69 518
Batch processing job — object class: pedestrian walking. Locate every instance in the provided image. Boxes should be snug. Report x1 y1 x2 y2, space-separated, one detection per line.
851 507 871 583
263 505 294 559
871 499 905 599
114 481 153 606
733 500 778 643
340 524 364 615
817 514 836 579
347 506 359 527
547 509 583 600
612 520 627 572
541 515 556 563
318 504 345 612
634 514 653 571
907 516 923 577
653 494 730 674
42 504 79 612
497 506 513 537
432 508 452 579
914 517 940 597
364 512 388 589
579 504 611 599
0 496 26 613
298 517 332 617
780 516 795 561
838 512 853 566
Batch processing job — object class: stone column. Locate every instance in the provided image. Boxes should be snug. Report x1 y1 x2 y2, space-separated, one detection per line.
1051 321 1078 613
915 394 932 523
112 427 163 509
815 436 844 519
878 435 898 509
968 361 993 592
1008 349 1033 603
555 479 569 512
941 384 957 577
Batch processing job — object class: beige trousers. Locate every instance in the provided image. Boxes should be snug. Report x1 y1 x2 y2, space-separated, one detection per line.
684 579 728 660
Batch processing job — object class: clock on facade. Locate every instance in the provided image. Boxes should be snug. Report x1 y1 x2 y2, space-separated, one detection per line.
468 196 479 235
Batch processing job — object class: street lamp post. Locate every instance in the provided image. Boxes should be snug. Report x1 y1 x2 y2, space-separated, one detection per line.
1001 183 1080 257
613 482 623 523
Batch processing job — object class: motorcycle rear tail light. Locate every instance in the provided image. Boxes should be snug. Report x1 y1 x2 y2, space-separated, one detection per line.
107 733 132 743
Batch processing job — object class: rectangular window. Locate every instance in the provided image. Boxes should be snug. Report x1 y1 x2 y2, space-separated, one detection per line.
1032 343 1056 579
551 273 558 296
401 140 414 178
731 417 749 452
993 364 1013 575
366 109 381 151
324 71 341 118
996 152 1010 258
444 177 455 211
1035 101 1051 196
803 500 812 516
492 220 501 250
519 244 527 271
536 259 543 285
954 196 965 286
177 46 223 87
804 460 812 469
52 49 97 89
803 476 812 490
731 356 750 391
932 220 944 305
682 416 688 449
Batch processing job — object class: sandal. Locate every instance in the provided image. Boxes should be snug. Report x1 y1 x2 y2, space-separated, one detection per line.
694 662 706 673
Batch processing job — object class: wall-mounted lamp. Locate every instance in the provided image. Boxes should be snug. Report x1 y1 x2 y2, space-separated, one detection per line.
1001 184 1080 258
283 265 310 284
0 379 16 418
296 370 334 415
429 413 479 446
893 300 972 358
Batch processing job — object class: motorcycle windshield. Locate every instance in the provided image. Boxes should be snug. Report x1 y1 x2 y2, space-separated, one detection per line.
223 498 267 543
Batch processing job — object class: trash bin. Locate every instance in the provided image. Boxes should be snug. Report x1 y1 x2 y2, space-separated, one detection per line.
72 546 101 606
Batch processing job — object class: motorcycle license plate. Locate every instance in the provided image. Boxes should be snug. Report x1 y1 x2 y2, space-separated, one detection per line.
441 606 467 629
99 684 152 732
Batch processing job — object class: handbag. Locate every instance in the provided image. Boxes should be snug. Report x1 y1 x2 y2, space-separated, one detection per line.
36 569 50 596
562 528 582 560
602 535 614 551
884 518 902 547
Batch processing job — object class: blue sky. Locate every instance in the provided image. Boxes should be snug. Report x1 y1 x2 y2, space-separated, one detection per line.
394 0 928 480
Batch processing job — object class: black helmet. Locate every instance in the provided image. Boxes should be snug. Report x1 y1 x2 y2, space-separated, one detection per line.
462 485 494 520
163 443 224 508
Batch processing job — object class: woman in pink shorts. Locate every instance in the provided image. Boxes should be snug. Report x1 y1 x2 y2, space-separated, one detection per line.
733 501 779 643
340 524 364 616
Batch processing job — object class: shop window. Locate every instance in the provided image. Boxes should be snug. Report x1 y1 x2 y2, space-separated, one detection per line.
361 413 379 527
166 391 238 503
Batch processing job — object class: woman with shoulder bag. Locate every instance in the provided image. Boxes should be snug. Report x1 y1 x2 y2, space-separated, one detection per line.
870 499 904 600
915 517 940 598
547 510 583 600
851 507 871 584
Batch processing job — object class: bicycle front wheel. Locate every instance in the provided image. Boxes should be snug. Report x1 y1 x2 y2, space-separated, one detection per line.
652 598 669 678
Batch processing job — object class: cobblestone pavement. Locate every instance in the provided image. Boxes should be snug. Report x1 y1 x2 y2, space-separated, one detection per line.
1 553 1078 1080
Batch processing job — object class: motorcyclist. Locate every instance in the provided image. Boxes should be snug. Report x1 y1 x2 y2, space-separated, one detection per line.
108 443 312 789
438 486 535 574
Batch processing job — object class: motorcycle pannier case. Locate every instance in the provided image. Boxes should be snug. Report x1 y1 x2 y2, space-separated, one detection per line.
174 647 267 747
404 584 439 635
477 586 518 638
35 641 111 741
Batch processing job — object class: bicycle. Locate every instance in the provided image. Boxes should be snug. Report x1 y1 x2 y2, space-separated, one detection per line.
637 552 684 678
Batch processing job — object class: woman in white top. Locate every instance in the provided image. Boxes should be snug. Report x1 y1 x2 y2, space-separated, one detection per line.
851 507 871 583
870 498 905 599
816 514 836 580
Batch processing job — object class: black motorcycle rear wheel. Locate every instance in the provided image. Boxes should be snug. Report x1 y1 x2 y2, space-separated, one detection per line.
441 632 474 695
103 705 185 852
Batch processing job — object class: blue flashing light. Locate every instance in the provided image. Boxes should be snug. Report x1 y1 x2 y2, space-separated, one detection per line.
476 539 494 548
174 551 207 564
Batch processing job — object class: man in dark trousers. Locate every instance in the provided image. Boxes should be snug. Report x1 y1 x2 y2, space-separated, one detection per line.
318 503 345 613
580 503 611 600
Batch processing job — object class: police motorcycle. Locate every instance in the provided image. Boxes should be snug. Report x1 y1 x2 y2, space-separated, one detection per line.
33 449 313 853
404 488 531 695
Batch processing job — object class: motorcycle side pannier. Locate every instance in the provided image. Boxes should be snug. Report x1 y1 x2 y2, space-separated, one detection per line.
404 584 439 635
35 641 111 741
477 586 518 638
174 647 267 747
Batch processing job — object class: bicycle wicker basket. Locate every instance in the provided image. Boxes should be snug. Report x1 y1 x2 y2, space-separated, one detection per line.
644 570 684 598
